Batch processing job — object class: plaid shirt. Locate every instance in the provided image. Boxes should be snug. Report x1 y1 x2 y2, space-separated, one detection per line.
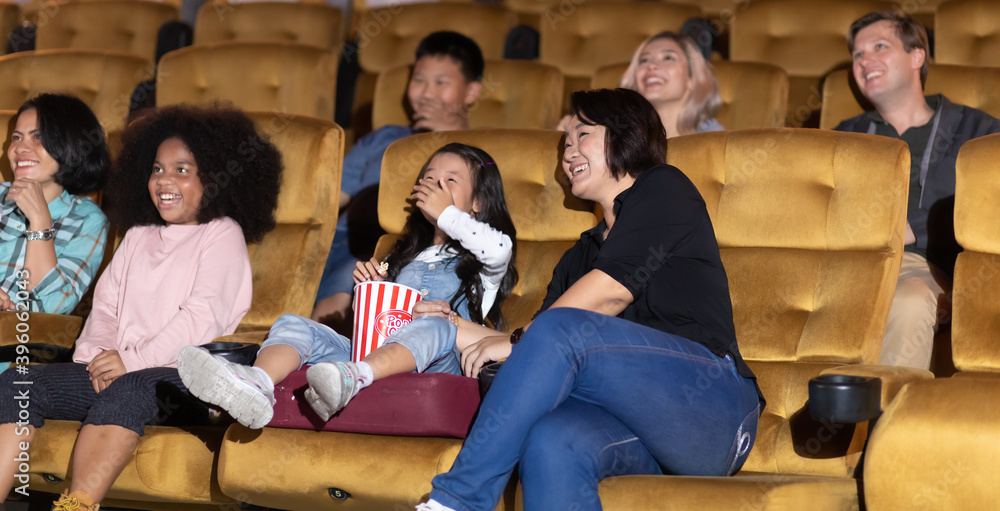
0 182 108 314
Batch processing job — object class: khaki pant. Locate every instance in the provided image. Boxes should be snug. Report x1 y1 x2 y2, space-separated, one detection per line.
880 252 947 369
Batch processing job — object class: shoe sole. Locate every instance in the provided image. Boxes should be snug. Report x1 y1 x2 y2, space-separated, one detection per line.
305 363 351 421
178 347 274 429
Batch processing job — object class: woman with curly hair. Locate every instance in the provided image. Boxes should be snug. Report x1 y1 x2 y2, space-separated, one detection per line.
0 104 283 510
1 93 110 313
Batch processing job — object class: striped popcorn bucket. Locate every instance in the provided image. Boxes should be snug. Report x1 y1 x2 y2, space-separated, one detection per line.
352 281 422 362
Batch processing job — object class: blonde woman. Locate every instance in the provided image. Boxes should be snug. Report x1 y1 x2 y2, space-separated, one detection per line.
558 32 722 138
621 31 722 136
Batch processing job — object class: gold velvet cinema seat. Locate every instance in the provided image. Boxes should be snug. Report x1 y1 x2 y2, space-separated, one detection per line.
216 128 598 511
728 0 892 127
156 41 338 120
819 63 1000 130
193 1 343 51
591 59 789 130
34 0 179 64
349 2 515 142
23 113 344 510
580 128 932 510
539 1 701 112
372 59 564 131
356 2 511 73
861 132 1000 511
935 0 1000 67
0 49 152 137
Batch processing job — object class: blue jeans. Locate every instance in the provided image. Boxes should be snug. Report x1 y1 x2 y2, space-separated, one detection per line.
430 308 760 511
263 314 463 375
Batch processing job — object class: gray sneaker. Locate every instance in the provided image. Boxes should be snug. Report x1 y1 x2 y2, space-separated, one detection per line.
304 361 363 421
178 346 276 429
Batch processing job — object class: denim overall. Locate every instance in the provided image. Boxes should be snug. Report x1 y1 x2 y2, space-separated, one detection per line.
263 254 466 375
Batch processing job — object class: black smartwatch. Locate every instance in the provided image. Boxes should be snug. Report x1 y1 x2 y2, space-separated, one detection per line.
509 327 525 345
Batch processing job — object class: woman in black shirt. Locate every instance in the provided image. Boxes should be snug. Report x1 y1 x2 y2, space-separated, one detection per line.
419 88 762 511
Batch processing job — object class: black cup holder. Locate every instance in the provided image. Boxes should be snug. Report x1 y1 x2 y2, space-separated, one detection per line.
478 362 503 399
809 374 882 424
199 342 258 366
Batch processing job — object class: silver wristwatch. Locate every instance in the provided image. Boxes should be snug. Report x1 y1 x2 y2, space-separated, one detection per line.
24 228 55 241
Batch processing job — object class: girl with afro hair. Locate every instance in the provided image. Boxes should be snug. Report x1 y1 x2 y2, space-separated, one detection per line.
0 104 283 510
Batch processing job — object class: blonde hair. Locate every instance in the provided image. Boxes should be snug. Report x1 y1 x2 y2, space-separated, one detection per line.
620 32 721 135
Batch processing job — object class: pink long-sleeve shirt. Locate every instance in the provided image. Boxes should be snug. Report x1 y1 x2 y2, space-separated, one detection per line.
73 217 253 372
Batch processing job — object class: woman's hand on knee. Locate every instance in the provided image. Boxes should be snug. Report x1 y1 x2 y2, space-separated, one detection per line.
87 350 127 393
353 257 388 284
412 300 451 320
461 335 512 378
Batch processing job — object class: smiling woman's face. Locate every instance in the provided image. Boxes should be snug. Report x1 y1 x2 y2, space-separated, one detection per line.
634 37 693 107
8 108 61 190
562 116 614 203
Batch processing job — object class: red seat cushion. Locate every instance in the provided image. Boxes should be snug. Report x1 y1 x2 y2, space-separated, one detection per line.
265 368 482 438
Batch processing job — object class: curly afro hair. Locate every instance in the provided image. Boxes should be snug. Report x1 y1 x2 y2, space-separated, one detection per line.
109 104 283 243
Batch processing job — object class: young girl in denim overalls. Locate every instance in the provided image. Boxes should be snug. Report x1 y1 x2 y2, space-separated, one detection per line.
178 143 518 429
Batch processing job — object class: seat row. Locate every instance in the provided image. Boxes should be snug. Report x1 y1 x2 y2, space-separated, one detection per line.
4 42 1000 158
3 112 999 509
2 0 999 128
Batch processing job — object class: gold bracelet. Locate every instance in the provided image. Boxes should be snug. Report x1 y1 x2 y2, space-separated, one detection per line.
449 311 459 327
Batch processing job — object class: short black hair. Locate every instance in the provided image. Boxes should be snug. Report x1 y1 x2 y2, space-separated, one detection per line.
848 11 929 87
415 31 484 83
569 88 668 180
110 104 283 243
15 93 110 195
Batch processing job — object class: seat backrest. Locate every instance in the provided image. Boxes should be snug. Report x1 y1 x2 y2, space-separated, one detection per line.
356 3 514 74
729 0 891 126
237 111 343 331
372 60 564 131
0 49 152 135
34 0 179 63
730 0 889 78
936 0 1000 67
156 41 338 120
376 129 597 330
667 128 909 476
820 64 1000 130
952 132 1000 373
591 59 788 130
539 2 701 79
194 1 342 51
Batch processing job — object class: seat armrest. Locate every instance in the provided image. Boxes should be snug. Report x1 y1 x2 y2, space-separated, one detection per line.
0 312 82 349
821 365 934 410
212 330 269 346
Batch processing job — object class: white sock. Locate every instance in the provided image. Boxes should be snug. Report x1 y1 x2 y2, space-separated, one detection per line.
251 366 275 391
422 499 456 511
355 361 375 389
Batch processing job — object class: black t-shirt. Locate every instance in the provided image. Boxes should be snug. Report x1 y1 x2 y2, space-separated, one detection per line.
870 96 938 258
537 164 763 407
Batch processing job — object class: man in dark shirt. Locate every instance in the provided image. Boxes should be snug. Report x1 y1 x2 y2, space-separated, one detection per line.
835 12 1000 369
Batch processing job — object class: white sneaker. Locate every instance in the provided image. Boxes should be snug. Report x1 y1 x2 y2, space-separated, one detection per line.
415 499 456 511
304 361 363 421
178 346 276 429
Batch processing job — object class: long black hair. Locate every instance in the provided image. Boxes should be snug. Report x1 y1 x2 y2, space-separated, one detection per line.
384 143 517 328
